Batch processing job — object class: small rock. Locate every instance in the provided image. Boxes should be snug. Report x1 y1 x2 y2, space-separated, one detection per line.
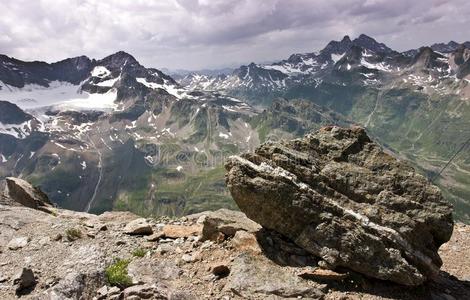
124 218 153 235
96 285 108 299
231 231 262 255
83 220 95 228
52 233 62 241
8 237 30 250
108 286 121 295
0 274 9 283
13 268 36 295
173 238 185 245
145 231 164 241
297 268 348 281
211 264 230 278
182 254 196 263
200 241 213 250
163 224 202 239
123 284 166 299
156 244 174 255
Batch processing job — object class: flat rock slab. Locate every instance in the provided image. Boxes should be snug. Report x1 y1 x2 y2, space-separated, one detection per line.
124 218 153 235
225 126 454 286
162 224 202 238
225 254 324 299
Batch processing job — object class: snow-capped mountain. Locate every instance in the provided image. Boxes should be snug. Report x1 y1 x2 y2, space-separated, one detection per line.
0 51 264 214
0 51 184 112
179 34 470 102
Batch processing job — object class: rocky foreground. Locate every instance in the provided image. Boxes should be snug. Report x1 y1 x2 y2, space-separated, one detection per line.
0 184 468 300
0 201 468 300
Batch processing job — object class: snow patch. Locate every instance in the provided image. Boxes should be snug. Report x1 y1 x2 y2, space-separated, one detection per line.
331 53 345 64
219 132 229 139
96 76 120 87
136 78 182 99
0 80 117 111
91 66 111 78
0 120 33 139
360 58 392 72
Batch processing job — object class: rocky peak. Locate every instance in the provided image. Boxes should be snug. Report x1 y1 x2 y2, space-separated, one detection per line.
48 56 93 85
352 34 393 54
431 41 462 53
234 63 287 82
341 35 352 43
319 35 353 57
97 51 140 71
411 47 447 70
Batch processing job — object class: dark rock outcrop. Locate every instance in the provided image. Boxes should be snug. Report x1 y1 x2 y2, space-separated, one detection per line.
0 101 33 125
5 177 53 212
225 126 454 286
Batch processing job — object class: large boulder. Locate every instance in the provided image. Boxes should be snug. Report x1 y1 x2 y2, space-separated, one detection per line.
5 177 53 212
225 126 454 286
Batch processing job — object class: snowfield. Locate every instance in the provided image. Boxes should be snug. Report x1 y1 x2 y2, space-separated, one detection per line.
0 80 117 111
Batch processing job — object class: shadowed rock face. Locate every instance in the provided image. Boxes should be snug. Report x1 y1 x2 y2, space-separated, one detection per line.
225 126 454 286
6 177 52 211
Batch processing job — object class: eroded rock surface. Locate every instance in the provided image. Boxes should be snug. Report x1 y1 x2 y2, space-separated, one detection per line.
6 177 53 212
225 126 454 286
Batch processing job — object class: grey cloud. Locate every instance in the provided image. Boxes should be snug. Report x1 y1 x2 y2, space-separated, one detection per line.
0 0 469 70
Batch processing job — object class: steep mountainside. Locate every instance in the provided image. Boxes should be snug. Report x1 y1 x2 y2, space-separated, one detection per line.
0 52 265 215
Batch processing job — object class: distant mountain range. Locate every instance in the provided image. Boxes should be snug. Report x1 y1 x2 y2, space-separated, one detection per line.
0 34 469 222
179 34 470 102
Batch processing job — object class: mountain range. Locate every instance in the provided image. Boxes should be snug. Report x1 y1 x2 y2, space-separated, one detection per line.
0 34 469 222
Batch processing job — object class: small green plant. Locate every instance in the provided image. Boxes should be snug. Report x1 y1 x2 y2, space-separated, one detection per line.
105 258 132 288
132 247 147 258
65 228 82 241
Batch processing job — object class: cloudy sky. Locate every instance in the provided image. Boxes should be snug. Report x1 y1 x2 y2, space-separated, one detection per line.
1 0 469 70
